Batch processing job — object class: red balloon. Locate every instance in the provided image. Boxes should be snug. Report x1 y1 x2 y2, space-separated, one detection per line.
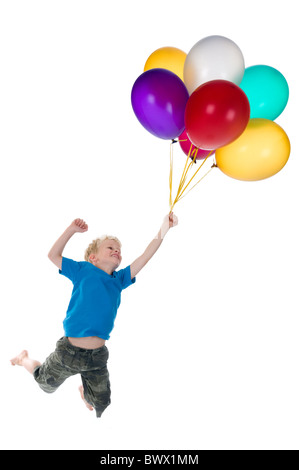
184 80 250 150
178 129 214 160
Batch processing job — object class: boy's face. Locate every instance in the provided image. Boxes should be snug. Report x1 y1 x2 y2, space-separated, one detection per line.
90 239 122 272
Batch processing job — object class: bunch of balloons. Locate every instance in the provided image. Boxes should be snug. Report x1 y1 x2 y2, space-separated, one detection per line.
131 35 290 207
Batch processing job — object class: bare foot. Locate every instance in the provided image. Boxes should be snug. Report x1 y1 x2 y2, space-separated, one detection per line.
79 385 93 411
10 350 28 366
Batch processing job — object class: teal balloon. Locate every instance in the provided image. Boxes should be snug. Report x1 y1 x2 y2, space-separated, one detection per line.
240 65 289 120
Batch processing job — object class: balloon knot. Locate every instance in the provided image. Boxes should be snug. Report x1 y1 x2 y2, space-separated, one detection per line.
211 163 218 168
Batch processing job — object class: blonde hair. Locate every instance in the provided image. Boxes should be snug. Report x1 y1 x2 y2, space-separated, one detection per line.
84 235 122 262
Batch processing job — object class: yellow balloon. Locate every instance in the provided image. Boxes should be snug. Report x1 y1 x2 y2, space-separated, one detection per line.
215 118 291 181
144 47 187 82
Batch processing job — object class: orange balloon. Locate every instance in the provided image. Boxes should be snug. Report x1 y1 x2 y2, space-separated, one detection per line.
144 47 187 82
215 119 291 181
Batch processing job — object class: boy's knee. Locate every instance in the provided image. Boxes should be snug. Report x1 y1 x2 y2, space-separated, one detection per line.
33 365 63 394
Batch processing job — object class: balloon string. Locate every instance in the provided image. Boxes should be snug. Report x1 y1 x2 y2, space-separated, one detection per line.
175 144 197 199
169 142 214 212
175 150 212 200
176 165 214 202
169 142 174 209
169 140 193 212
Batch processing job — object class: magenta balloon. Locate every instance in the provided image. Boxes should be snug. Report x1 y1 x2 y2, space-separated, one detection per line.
131 68 189 140
179 129 214 160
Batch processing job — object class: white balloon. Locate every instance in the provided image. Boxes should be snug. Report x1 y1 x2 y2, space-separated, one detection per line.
184 35 245 94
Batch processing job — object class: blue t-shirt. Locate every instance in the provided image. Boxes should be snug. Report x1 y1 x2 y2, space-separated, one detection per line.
59 257 136 340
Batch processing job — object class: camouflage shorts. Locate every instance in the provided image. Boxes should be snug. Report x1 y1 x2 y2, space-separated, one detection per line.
33 336 111 418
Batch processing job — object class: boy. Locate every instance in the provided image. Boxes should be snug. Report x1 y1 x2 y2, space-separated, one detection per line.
11 213 178 417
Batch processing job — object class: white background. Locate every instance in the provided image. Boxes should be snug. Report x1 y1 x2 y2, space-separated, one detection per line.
1 0 298 450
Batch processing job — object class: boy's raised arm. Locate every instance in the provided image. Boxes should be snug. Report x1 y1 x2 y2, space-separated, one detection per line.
130 213 178 279
48 218 88 270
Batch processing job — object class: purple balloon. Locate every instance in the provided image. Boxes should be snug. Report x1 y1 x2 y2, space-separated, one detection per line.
131 68 189 140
